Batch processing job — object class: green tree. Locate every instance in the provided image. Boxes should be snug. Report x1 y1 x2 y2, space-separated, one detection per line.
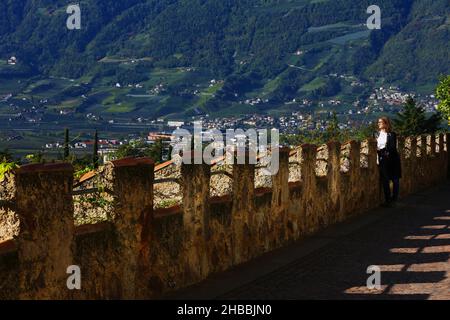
93 130 99 169
393 96 441 136
64 128 70 160
113 140 164 163
72 154 94 178
147 139 164 163
26 151 44 164
113 143 142 159
353 122 377 141
294 128 327 145
325 111 340 141
436 75 450 125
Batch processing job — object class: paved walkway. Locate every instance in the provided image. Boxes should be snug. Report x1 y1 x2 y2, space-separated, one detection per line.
168 182 450 300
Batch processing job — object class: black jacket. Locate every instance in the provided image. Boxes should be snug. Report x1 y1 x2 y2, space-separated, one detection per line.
374 131 402 179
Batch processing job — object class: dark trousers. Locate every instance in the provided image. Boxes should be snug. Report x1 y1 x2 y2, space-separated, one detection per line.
378 149 400 203
381 176 400 203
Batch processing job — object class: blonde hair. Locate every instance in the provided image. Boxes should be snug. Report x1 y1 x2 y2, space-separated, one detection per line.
378 117 393 133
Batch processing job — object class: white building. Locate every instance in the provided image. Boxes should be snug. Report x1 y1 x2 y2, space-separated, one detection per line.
167 121 184 128
7 56 17 65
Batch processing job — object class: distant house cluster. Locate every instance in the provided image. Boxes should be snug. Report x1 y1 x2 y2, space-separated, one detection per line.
45 139 121 150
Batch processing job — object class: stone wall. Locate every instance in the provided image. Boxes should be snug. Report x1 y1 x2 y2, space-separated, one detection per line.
0 133 448 299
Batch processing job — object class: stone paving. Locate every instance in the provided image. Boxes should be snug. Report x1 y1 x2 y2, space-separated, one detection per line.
169 182 450 300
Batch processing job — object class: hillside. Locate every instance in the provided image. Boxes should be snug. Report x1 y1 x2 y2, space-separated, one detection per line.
0 0 448 119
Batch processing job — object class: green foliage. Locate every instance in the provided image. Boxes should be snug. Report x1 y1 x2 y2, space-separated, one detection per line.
393 96 441 136
0 160 18 181
25 151 44 164
436 75 450 124
74 166 95 180
281 120 377 146
325 111 339 141
73 194 112 209
1 0 446 89
156 199 180 209
0 0 448 119
113 139 164 163
314 78 341 98
281 129 331 146
115 67 150 85
352 122 378 141
366 0 449 85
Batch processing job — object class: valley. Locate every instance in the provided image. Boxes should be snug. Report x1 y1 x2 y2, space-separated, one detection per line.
0 0 448 158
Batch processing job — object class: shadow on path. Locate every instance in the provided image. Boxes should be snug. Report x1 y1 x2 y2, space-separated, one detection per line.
167 183 450 300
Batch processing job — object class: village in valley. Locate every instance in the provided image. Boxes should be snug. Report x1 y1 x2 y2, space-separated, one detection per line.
0 54 442 162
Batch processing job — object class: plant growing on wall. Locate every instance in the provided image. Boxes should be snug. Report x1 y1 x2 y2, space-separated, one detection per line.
73 194 112 209
74 166 94 180
0 161 18 182
156 198 180 209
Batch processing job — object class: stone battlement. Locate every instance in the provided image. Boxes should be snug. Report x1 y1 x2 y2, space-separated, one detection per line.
0 133 449 299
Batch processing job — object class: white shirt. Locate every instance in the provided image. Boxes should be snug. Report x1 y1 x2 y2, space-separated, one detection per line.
377 131 387 150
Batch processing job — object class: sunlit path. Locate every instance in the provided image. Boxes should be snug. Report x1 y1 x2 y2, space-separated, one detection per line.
169 182 450 300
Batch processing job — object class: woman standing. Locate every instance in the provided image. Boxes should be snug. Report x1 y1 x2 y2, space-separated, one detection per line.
375 117 402 206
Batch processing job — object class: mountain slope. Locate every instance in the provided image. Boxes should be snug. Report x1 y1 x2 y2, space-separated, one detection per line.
0 0 448 117
366 0 450 86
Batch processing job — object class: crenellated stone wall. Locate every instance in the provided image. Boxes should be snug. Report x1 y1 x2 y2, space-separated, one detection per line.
0 133 448 299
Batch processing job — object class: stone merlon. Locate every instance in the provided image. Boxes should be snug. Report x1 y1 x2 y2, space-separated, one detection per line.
0 134 449 299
